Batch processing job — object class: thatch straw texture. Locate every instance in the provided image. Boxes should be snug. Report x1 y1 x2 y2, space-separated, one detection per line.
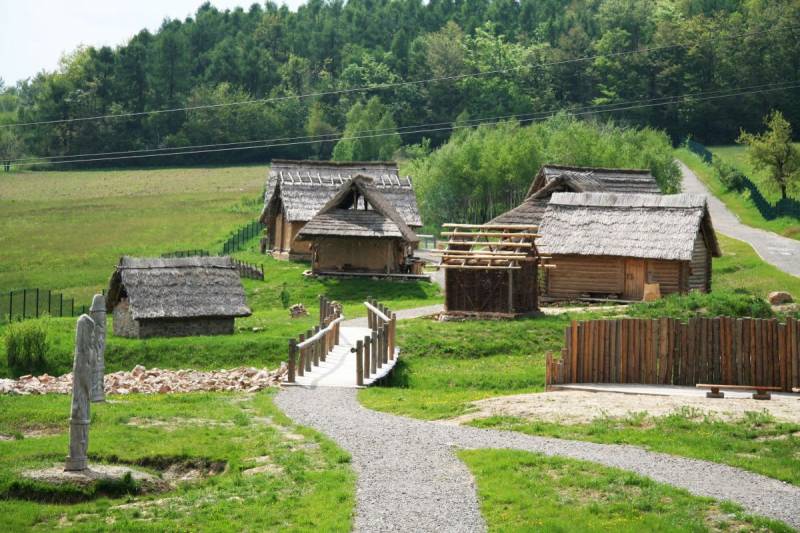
489 198 549 226
538 192 720 261
297 176 419 242
107 257 251 319
260 160 421 226
526 164 661 198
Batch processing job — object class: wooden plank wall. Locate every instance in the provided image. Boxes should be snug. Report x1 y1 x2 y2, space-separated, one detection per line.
546 317 800 391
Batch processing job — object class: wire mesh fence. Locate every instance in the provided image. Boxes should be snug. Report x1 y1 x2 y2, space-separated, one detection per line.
0 288 105 324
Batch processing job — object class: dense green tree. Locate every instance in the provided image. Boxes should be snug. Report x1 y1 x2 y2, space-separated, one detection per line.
332 97 401 161
737 111 800 200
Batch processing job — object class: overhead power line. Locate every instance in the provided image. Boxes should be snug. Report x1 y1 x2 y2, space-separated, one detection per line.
10 80 799 167
10 79 798 164
2 24 798 129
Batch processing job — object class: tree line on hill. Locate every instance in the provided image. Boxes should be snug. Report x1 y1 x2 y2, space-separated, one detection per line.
0 0 798 168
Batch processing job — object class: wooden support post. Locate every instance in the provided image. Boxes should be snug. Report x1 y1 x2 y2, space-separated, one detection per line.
371 330 378 374
356 340 364 387
319 296 326 326
305 329 313 371
364 335 372 378
383 324 389 364
389 313 397 359
298 334 305 376
288 339 297 383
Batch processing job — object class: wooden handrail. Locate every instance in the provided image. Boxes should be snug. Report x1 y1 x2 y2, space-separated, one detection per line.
297 315 344 349
364 301 390 322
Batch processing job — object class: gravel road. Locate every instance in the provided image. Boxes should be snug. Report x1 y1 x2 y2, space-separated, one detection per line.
276 386 800 532
679 160 800 277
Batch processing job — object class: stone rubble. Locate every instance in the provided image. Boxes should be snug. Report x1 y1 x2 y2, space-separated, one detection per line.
289 303 308 318
0 364 286 396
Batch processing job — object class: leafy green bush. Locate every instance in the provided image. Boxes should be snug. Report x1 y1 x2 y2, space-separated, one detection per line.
627 291 773 320
712 155 746 191
4 318 51 377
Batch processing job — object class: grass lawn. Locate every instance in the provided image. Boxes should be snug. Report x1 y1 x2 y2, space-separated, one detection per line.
460 449 791 532
471 409 800 486
0 390 354 531
0 166 265 302
675 148 800 240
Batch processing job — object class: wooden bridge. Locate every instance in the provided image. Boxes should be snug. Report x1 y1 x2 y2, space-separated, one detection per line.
284 297 399 388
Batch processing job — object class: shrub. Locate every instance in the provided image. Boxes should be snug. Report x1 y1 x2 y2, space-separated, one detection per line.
279 283 291 309
4 318 51 377
712 155 746 191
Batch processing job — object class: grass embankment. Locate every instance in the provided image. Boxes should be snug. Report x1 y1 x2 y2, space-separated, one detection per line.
676 147 800 240
713 234 800 298
0 390 354 531
472 409 800 486
0 166 264 301
461 449 791 532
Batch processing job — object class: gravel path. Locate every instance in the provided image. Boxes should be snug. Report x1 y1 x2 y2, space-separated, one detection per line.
679 160 800 277
276 387 800 532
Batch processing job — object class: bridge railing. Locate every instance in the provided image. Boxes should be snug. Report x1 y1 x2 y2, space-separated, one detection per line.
354 299 397 386
287 296 342 383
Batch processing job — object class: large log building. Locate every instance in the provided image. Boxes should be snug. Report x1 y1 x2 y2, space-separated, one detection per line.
259 160 422 260
538 193 721 300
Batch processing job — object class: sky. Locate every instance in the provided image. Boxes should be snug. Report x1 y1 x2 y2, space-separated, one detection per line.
0 0 306 86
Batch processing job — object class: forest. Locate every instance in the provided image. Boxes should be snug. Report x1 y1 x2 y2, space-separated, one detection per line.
0 0 798 168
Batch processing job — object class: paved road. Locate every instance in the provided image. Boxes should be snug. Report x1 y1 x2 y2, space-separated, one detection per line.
277 387 800 532
679 160 800 277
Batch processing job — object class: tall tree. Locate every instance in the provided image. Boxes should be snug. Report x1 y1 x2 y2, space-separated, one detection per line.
737 110 800 200
332 97 401 161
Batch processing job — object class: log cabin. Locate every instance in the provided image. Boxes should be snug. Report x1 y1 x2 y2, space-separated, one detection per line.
259 160 422 260
491 164 661 227
294 176 420 275
537 192 721 301
106 256 251 338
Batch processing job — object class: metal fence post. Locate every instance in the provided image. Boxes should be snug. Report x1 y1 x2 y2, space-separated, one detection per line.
35 288 39 318
8 290 13 321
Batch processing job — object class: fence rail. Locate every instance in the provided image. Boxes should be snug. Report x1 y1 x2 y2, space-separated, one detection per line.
354 299 397 386
546 317 800 392
1 288 105 324
161 249 212 258
287 296 342 383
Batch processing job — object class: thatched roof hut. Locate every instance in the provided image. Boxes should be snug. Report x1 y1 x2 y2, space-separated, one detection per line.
107 256 251 338
295 176 420 275
260 160 421 259
538 193 721 300
491 164 661 227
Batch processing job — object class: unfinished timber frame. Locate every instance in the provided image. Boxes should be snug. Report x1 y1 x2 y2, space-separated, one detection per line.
435 223 545 317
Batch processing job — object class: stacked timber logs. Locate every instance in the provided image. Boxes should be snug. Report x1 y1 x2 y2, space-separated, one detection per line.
546 317 800 392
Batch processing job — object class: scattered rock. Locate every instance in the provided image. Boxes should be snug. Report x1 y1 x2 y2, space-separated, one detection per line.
1 365 286 396
768 291 793 305
242 464 283 477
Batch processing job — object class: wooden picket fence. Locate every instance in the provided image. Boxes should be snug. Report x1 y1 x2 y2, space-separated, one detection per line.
286 296 343 382
353 299 397 386
546 317 800 392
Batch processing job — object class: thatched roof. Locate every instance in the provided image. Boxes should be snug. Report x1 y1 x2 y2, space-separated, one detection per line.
296 176 419 242
260 160 422 227
526 164 661 198
538 193 721 261
106 256 251 319
489 198 549 226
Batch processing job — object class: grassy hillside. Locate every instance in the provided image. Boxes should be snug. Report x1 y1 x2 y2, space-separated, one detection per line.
675 147 800 239
0 166 265 301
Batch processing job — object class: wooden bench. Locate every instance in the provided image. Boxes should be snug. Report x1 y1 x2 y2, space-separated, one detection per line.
696 384 783 400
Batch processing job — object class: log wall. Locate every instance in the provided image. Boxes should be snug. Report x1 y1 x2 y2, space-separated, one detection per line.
546 317 800 391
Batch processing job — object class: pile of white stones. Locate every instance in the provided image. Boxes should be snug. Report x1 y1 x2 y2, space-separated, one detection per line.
0 364 286 396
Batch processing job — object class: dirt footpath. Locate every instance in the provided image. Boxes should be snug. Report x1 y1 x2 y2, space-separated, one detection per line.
448 390 800 425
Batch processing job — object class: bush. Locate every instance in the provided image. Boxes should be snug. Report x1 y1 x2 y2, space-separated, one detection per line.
4 318 51 377
712 155 747 191
628 291 773 320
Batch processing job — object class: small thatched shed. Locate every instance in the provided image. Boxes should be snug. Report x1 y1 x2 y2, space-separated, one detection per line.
295 176 420 274
491 164 661 228
260 160 421 259
107 256 251 338
538 193 721 301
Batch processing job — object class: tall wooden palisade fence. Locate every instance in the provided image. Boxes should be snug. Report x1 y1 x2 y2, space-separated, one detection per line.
545 317 800 392
353 299 397 386
286 296 342 383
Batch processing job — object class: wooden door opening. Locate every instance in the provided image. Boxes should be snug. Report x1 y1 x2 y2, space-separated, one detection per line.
624 259 645 300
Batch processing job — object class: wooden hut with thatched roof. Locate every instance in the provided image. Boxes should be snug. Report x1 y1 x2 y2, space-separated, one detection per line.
294 176 421 275
106 256 251 338
260 160 422 260
538 192 721 301
491 164 661 227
